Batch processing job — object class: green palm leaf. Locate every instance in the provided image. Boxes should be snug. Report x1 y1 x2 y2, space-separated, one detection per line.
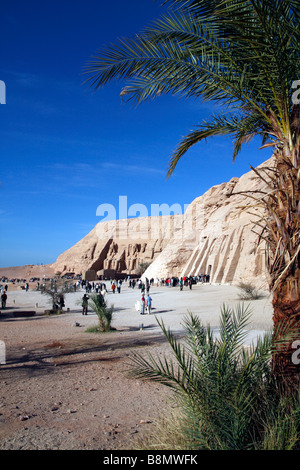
85 0 299 164
129 305 276 449
167 111 269 175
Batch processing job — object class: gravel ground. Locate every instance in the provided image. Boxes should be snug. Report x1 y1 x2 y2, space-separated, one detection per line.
0 281 273 451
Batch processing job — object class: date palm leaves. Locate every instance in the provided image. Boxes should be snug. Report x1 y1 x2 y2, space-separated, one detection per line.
129 305 299 450
85 0 300 170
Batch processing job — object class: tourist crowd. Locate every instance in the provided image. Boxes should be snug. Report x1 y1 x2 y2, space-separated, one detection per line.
73 273 211 296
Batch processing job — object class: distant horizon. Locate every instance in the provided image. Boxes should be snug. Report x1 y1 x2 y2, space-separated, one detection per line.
0 1 272 268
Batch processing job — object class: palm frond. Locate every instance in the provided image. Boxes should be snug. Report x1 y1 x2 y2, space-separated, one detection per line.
167 112 267 176
85 0 299 166
129 304 282 449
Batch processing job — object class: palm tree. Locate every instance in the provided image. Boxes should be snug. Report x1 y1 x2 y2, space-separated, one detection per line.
85 0 300 389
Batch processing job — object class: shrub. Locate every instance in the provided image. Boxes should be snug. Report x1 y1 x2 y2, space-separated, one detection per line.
129 304 300 450
88 293 114 332
40 276 73 313
237 282 264 300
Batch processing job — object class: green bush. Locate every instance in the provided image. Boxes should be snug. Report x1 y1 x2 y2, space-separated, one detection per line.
129 304 300 450
88 293 114 332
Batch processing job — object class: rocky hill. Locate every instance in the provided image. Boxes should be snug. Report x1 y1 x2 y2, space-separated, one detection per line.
51 159 272 287
143 161 269 288
51 215 182 278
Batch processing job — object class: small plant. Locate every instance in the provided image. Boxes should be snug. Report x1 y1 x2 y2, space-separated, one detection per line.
237 282 264 300
88 293 114 332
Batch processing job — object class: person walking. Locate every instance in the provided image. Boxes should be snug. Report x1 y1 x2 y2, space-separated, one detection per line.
96 291 105 308
1 292 7 309
82 294 89 315
140 294 146 315
146 294 152 314
59 294 65 311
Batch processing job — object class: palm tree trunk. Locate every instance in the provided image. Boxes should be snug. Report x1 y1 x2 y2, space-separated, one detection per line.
263 153 300 392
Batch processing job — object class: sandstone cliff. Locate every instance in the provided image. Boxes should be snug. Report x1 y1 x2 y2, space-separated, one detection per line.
52 159 272 287
51 215 182 277
143 161 269 288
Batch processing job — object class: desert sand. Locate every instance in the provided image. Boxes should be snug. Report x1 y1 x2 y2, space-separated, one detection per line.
0 279 273 450
0 264 55 282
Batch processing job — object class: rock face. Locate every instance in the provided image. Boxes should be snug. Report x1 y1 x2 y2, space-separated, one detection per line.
52 159 271 287
143 161 269 288
51 215 182 278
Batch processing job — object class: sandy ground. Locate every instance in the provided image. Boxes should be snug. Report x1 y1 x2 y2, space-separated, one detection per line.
0 278 273 451
0 264 55 282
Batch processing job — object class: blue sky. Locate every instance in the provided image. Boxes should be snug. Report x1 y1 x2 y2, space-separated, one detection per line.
0 0 272 268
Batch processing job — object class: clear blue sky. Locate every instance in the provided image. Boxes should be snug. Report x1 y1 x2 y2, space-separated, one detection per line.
0 0 272 268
